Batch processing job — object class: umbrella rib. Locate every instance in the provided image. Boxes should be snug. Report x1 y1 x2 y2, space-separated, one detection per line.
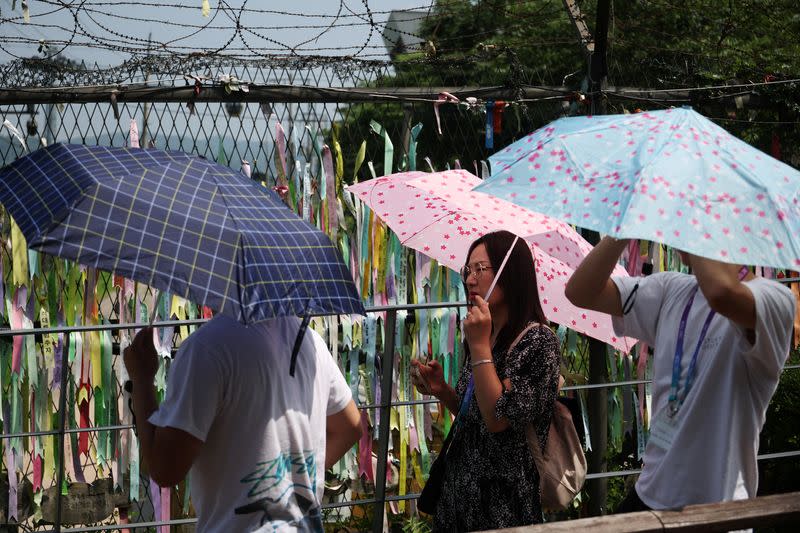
26 148 93 240
201 167 252 321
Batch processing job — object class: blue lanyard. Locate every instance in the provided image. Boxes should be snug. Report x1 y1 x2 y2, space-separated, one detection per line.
669 267 749 415
668 287 715 416
458 376 475 422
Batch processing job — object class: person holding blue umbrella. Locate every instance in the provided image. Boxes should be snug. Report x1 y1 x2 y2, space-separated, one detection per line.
565 238 796 512
124 318 362 532
0 142 367 531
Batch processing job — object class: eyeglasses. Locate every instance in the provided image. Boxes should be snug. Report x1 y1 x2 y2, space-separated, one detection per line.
460 262 493 282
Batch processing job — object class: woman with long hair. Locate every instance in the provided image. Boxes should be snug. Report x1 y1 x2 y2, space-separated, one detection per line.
412 230 562 531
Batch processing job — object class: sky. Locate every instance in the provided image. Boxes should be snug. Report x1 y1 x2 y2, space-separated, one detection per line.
0 1 438 176
0 1 434 66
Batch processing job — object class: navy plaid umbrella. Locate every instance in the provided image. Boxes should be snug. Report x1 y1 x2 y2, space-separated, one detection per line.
0 144 364 366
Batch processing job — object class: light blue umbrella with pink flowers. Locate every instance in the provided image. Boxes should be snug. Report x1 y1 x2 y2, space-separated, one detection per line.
475 107 800 270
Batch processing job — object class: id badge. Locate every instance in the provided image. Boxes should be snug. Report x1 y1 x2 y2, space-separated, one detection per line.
648 408 680 451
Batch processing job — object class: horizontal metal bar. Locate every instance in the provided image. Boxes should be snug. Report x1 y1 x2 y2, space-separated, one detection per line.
55 518 198 532
0 301 468 337
562 378 650 391
323 496 377 509
357 365 800 410
30 453 800 525
325 450 800 507
358 398 440 410
5 82 787 107
2 282 799 336
364 301 466 312
0 319 208 337
586 468 642 480
0 84 571 105
385 493 423 503
1 424 134 440
758 450 800 460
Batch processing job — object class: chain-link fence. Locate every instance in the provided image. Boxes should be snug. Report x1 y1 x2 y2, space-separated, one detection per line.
0 57 575 532
1 55 799 532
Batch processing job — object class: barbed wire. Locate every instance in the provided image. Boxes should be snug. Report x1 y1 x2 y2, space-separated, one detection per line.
0 0 438 60
0 0 798 107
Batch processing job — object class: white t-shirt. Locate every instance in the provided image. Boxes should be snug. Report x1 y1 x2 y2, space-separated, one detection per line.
612 273 795 510
149 315 352 532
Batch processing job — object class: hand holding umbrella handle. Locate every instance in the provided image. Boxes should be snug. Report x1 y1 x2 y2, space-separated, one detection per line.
123 327 158 435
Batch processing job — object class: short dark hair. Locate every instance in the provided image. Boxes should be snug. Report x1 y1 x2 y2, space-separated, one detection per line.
465 230 547 354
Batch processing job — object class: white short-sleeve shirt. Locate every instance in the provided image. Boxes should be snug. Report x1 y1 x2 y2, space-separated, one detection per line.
149 315 352 532
612 273 795 509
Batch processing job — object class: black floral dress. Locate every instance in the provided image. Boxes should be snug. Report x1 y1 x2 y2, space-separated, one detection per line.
432 325 561 532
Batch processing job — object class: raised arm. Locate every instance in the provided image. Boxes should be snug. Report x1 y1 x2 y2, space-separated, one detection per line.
462 295 511 433
565 236 629 316
688 254 756 330
124 328 202 487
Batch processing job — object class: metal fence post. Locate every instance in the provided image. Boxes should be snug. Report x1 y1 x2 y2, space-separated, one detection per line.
372 309 397 533
54 332 70 532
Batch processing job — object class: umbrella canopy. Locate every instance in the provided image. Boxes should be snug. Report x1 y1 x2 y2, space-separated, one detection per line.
0 143 365 323
475 107 800 270
347 170 633 352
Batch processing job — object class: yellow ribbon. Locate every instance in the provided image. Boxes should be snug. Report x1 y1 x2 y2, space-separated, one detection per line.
10 217 28 287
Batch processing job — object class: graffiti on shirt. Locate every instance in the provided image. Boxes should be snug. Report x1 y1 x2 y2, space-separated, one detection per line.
234 450 322 532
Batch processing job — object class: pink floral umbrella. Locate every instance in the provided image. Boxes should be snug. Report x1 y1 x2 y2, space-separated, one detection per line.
347 170 633 352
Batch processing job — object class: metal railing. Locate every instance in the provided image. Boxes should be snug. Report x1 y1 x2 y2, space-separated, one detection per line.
484 491 800 532
1 295 798 532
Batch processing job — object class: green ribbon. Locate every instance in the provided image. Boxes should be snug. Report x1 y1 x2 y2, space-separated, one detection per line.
94 385 107 467
369 120 394 176
216 137 227 165
308 127 326 201
353 140 366 182
408 123 423 171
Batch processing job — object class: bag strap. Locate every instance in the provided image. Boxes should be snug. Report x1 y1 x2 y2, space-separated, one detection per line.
513 321 553 461
508 321 544 354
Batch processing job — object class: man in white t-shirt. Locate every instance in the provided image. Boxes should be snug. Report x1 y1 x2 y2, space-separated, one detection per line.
123 315 362 532
565 237 796 511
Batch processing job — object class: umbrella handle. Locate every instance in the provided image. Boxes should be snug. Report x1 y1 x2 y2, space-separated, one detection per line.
483 235 519 302
290 315 311 377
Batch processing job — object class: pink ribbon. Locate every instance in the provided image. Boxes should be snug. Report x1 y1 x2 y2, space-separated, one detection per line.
119 506 130 533
149 479 161 526
434 92 460 135
637 342 649 423
4 447 17 521
626 239 644 276
357 411 374 481
408 416 419 452
322 145 337 235
275 122 288 179
160 486 170 533
129 120 140 148
32 454 42 492
10 287 23 374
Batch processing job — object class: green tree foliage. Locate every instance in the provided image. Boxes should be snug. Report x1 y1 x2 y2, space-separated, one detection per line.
759 350 800 498
337 0 800 177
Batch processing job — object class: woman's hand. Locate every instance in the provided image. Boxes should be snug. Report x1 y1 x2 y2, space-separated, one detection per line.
463 295 492 358
410 359 446 398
